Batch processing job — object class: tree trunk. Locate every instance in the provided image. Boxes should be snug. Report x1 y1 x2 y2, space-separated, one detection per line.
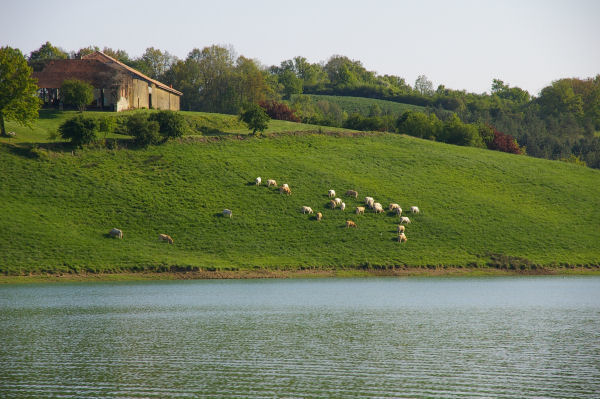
0 112 6 137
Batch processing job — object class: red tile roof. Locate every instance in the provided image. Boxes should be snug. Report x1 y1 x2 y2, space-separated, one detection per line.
82 52 182 95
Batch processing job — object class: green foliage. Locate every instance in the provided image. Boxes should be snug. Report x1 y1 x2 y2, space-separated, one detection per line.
0 46 40 137
126 113 161 146
1 133 599 274
60 79 94 111
560 154 587 167
148 110 188 139
414 75 434 96
28 41 68 71
239 104 270 135
396 111 442 140
58 115 99 146
440 114 484 147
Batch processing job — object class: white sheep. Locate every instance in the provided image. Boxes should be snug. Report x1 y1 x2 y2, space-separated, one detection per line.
398 233 407 243
355 206 365 215
282 183 289 189
394 207 403 216
373 202 384 213
255 177 261 186
345 190 358 198
223 209 233 218
389 203 400 211
366 198 375 209
340 202 346 211
365 196 374 204
400 216 411 224
109 228 123 239
334 197 342 206
316 212 323 221
301 206 314 214
328 189 336 198
397 225 405 233
411 206 420 214
267 179 277 187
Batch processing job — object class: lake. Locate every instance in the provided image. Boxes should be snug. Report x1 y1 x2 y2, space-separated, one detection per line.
1 277 599 398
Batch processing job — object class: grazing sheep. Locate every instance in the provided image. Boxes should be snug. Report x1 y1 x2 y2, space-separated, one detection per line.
316 212 322 221
329 200 337 209
345 190 358 198
280 186 291 195
373 202 384 213
366 198 375 209
255 177 262 186
389 203 401 211
394 207 403 216
7 131 16 137
223 209 233 218
411 206 420 214
365 196 374 204
340 202 346 211
109 228 123 239
346 220 357 228
398 233 407 243
355 206 365 215
328 189 336 198
400 216 411 224
282 183 289 189
159 234 174 244
301 206 314 214
334 197 342 206
267 179 277 187
397 225 405 233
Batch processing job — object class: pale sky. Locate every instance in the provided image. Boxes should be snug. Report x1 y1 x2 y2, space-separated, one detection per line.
1 0 598 96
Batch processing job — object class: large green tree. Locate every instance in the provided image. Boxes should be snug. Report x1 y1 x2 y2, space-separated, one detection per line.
0 46 40 136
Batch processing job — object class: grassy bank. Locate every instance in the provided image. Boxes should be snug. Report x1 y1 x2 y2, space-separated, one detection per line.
293 94 427 117
1 113 599 275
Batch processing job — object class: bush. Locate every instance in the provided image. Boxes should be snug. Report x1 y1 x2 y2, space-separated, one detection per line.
60 79 94 111
488 128 524 154
126 113 161 146
148 110 188 138
343 113 383 131
396 111 442 139
259 100 300 122
58 115 99 146
439 114 484 147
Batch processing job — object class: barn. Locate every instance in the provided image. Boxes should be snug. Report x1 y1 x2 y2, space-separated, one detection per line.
32 51 182 112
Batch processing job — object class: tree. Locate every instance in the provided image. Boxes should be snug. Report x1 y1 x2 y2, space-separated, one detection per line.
131 47 176 80
239 103 270 135
72 45 100 59
58 115 99 146
28 41 67 71
0 46 40 137
414 75 434 96
61 79 94 111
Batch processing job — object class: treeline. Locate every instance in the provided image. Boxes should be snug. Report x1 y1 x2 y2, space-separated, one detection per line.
27 42 600 167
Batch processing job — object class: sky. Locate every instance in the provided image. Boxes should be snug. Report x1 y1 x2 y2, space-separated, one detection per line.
1 0 598 96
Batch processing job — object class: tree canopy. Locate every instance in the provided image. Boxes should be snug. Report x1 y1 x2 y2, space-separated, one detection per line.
0 46 40 136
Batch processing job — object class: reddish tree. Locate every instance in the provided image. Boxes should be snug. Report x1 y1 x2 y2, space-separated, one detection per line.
488 128 524 155
259 100 300 122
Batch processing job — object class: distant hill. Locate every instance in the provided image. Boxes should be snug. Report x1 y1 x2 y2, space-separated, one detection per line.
1 110 599 275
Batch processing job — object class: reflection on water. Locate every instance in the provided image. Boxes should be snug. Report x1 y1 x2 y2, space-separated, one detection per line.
1 277 599 398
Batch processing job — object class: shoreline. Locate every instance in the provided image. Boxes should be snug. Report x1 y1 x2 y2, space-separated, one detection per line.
2 267 599 284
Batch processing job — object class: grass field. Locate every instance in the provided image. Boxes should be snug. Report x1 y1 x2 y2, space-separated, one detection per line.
0 109 354 145
294 94 428 117
1 112 599 275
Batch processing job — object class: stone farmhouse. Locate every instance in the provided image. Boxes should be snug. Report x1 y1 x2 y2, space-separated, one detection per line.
33 51 182 111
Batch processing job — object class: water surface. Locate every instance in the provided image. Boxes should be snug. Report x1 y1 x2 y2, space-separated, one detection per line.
1 277 599 398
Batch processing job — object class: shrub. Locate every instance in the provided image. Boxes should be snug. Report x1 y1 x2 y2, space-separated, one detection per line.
396 111 442 139
259 100 300 122
148 110 188 139
488 128 524 154
58 114 99 146
126 113 161 146
60 79 94 111
439 114 484 147
343 113 383 131
97 116 115 136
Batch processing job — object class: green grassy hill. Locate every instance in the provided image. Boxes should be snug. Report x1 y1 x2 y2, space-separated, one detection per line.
295 94 427 116
1 111 599 275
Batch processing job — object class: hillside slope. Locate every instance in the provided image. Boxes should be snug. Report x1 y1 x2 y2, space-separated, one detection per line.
1 131 599 274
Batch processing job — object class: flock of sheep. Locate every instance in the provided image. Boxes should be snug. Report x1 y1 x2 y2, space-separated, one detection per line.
107 176 420 245
245 177 420 243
